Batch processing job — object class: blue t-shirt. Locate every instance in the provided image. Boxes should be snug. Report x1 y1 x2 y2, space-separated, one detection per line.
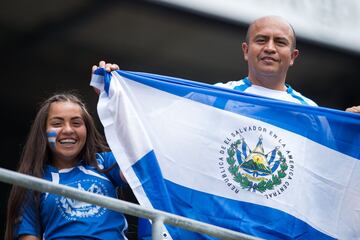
17 152 128 240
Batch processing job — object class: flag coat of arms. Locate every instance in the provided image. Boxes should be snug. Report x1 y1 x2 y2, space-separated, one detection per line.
91 69 360 240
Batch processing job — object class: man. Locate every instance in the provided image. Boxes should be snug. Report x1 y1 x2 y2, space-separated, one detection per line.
215 15 317 106
214 15 360 113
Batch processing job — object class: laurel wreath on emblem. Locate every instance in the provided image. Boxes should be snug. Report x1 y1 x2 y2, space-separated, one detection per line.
227 138 288 193
58 183 104 218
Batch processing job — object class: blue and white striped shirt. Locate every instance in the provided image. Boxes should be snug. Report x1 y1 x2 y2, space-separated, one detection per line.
215 77 317 106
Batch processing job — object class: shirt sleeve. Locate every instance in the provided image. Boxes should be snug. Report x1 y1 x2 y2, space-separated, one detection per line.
97 151 126 187
16 194 41 238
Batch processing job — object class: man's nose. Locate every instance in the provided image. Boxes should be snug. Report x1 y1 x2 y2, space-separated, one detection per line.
264 40 276 53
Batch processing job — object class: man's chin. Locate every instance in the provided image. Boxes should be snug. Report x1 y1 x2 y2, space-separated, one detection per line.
258 67 278 75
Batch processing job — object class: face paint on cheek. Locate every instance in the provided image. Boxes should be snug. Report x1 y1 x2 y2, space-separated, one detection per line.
47 131 57 149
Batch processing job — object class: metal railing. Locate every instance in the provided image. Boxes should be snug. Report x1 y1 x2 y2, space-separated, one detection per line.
0 167 261 240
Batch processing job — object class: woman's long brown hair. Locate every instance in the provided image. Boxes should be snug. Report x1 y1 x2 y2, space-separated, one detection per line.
5 92 110 240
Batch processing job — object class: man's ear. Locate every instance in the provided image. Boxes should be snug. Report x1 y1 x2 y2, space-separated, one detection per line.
242 42 249 61
290 49 299 66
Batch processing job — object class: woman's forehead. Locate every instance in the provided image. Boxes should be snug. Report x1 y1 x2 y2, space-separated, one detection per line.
48 101 83 117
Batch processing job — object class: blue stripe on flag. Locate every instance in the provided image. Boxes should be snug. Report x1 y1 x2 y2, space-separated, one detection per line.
132 150 335 240
93 68 112 95
132 150 182 239
132 150 174 212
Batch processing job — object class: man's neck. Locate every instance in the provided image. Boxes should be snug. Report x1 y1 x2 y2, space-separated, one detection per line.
248 74 287 91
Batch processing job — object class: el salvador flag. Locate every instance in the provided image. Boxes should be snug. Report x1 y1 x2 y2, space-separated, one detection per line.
91 69 360 240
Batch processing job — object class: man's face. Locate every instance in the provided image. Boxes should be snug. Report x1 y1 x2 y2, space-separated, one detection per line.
242 17 299 80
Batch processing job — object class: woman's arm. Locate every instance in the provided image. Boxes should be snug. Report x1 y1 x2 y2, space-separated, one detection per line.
19 235 40 240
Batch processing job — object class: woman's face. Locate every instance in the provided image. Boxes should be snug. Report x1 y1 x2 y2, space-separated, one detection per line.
46 101 87 169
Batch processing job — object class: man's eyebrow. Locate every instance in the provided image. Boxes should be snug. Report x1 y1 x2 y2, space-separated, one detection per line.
274 37 290 44
253 34 268 39
275 36 289 41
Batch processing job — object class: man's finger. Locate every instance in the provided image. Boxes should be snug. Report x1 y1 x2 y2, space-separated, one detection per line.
99 60 106 68
111 64 119 70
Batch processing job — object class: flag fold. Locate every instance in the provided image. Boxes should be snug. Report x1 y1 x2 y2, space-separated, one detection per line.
91 69 360 240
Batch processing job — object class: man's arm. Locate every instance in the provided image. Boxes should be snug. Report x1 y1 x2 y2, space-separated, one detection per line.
345 106 360 113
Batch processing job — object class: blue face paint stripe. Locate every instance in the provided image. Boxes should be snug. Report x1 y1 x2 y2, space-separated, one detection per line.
47 132 57 137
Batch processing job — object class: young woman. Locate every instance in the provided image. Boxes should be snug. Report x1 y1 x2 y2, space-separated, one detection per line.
5 93 128 240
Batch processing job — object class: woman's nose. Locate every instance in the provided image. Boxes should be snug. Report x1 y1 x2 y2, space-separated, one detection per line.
62 123 74 133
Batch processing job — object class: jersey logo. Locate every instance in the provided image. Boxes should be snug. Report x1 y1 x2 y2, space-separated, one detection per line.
56 179 108 220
